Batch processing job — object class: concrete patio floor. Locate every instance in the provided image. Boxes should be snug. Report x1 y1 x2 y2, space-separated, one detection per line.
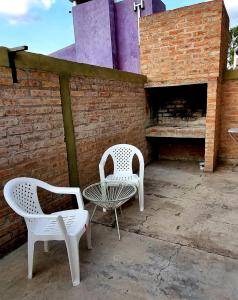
93 160 238 259
1 160 238 299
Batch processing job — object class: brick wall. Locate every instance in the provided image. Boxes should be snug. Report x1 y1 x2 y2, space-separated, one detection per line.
155 98 205 126
140 0 229 171
0 50 148 256
70 76 148 187
0 66 70 256
157 138 205 161
219 79 238 162
215 1 230 163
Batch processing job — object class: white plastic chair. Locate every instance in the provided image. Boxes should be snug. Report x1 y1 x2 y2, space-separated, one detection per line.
3 177 92 286
99 144 145 211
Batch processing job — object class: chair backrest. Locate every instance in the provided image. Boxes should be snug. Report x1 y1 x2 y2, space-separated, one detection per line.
4 178 44 222
100 144 144 176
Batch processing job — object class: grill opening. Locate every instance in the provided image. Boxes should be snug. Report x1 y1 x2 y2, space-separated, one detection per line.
145 83 207 162
146 83 207 129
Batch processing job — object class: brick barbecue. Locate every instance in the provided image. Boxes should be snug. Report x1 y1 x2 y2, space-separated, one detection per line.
140 0 229 171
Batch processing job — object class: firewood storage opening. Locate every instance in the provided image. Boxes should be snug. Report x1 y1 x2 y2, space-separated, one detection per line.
145 83 207 161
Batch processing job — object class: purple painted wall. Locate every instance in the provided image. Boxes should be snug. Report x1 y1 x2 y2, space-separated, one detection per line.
50 44 76 62
73 0 117 68
50 0 165 73
143 0 166 15
115 0 139 73
115 0 165 73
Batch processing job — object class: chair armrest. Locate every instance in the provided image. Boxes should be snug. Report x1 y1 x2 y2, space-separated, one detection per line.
139 161 144 180
56 215 68 238
48 186 84 210
136 151 144 180
99 162 106 182
40 183 84 210
99 149 111 182
43 184 79 195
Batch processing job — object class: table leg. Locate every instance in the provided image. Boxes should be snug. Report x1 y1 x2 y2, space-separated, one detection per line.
90 205 98 222
114 208 121 240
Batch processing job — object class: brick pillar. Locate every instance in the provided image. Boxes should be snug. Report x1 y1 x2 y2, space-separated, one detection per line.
205 79 220 171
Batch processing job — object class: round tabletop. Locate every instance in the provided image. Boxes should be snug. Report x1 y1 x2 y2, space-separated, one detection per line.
83 182 137 209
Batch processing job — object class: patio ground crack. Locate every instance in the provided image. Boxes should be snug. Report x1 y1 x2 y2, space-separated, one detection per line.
209 219 238 227
156 246 182 286
120 226 238 260
92 222 238 261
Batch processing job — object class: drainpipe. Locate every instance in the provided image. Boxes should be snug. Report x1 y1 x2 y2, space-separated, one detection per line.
133 0 145 45
8 46 28 83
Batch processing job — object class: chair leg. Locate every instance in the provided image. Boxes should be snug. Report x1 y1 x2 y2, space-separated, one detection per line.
139 183 144 212
28 238 35 279
114 208 121 240
90 205 97 222
135 191 139 199
66 238 80 286
44 241 49 252
86 224 92 249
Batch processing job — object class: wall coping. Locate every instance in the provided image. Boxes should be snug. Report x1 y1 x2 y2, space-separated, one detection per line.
0 47 10 67
0 46 147 83
224 70 238 80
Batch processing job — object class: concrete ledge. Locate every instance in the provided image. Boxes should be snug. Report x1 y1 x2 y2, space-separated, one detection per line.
0 47 10 67
146 126 206 138
0 46 147 83
224 70 238 80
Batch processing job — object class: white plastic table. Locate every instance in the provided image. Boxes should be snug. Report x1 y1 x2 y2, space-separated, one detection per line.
83 182 137 240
